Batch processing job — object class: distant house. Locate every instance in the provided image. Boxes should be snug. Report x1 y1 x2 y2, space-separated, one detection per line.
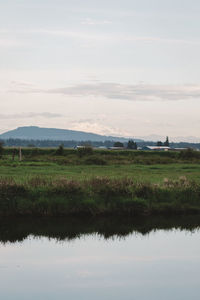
141 146 171 151
76 145 93 149
108 147 125 150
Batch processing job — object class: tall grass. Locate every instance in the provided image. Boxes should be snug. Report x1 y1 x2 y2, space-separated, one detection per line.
0 176 199 216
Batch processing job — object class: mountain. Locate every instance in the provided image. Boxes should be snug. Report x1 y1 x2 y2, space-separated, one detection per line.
0 126 143 142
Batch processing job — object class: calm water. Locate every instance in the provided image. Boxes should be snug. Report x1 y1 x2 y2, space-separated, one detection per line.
0 216 200 300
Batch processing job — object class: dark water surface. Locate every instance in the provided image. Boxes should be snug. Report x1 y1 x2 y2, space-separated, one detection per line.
0 215 200 300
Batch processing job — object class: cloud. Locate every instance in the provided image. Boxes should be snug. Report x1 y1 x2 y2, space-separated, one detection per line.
46 83 200 102
0 112 63 119
70 120 129 137
8 81 200 102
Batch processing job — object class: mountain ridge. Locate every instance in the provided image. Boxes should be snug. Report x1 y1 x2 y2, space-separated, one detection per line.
0 126 142 142
1 126 199 143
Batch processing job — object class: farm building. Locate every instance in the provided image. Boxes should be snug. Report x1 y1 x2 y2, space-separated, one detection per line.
141 146 171 151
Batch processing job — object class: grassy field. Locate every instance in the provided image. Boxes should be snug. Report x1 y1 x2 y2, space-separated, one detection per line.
0 162 200 183
0 147 200 183
0 148 200 216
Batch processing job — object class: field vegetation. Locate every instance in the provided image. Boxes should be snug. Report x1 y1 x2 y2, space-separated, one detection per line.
0 147 200 216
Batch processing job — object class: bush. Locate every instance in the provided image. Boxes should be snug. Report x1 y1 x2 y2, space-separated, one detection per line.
77 146 93 157
84 155 107 165
55 144 64 155
179 148 200 160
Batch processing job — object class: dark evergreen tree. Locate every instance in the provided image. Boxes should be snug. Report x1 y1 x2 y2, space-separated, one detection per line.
55 144 64 155
113 142 124 147
164 136 170 146
127 140 137 150
156 141 163 146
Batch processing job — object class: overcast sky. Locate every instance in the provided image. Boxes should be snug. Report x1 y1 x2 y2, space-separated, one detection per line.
1 0 200 141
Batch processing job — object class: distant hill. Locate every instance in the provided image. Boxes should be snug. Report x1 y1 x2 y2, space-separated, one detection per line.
0 126 143 142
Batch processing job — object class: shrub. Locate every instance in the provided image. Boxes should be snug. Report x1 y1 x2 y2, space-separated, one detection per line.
179 148 200 160
77 146 93 157
55 144 64 155
84 155 107 165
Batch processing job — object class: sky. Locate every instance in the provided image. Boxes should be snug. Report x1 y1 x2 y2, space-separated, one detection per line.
0 0 200 141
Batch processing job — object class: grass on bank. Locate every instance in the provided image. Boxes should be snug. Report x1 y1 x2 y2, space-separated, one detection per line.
0 176 200 216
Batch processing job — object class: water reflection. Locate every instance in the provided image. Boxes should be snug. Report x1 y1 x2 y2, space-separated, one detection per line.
0 216 200 300
0 214 200 243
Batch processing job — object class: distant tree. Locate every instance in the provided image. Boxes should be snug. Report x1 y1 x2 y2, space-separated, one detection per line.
77 146 93 157
55 144 64 155
113 142 124 148
156 141 163 146
164 136 170 147
127 140 137 150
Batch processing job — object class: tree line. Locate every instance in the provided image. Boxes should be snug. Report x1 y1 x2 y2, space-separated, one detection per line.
0 137 200 150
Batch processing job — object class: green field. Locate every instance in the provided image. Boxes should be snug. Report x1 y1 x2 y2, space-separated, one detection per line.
0 147 200 183
0 162 200 183
0 148 200 216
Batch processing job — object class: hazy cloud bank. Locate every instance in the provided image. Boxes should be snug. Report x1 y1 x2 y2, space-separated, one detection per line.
11 82 200 102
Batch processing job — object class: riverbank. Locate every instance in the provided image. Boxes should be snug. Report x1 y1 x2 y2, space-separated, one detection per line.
0 176 200 216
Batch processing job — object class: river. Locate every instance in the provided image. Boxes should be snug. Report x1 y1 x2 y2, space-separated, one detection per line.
0 215 200 299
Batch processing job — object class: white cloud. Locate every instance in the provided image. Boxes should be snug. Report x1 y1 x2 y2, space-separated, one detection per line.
70 120 130 137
